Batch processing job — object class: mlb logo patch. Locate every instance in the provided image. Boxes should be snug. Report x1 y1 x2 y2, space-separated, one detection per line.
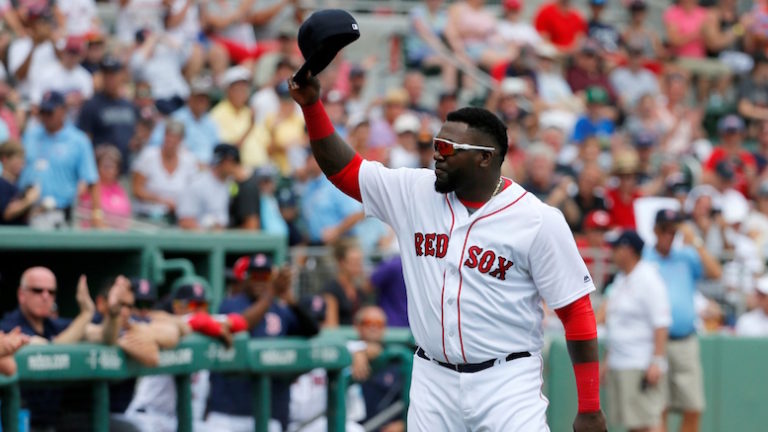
193 284 204 297
352 23 358 30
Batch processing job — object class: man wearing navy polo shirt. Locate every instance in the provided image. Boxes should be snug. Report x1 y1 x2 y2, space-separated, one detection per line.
206 254 319 432
0 266 96 430
20 90 104 227
643 209 722 432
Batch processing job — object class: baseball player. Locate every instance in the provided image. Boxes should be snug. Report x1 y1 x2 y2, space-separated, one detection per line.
288 72 606 431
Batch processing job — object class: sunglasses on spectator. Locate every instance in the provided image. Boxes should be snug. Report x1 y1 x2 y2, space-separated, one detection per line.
26 286 56 296
360 318 386 328
433 138 495 157
187 300 208 311
134 300 154 310
248 271 273 282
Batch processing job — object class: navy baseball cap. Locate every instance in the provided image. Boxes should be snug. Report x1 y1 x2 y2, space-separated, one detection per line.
655 208 682 225
100 56 124 72
299 294 327 323
295 9 361 84
39 91 65 112
211 143 240 165
232 253 274 281
171 275 210 302
130 278 158 302
633 132 656 149
718 115 745 134
715 160 735 181
610 230 645 255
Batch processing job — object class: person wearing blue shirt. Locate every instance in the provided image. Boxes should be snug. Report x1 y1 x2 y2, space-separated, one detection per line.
149 78 220 164
300 153 364 245
643 209 722 432
20 91 104 225
206 254 319 432
571 86 615 145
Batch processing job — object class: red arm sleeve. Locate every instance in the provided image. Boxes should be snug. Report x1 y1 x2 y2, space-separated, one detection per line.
187 312 223 338
554 295 600 413
328 153 363 202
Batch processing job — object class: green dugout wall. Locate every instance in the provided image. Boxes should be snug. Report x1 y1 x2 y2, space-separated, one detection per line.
0 227 287 315
546 335 768 431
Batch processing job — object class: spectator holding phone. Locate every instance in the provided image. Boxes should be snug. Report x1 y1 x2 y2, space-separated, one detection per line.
603 231 670 432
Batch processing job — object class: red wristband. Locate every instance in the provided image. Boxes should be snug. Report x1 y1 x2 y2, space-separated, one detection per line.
301 100 335 141
227 313 248 333
574 362 600 413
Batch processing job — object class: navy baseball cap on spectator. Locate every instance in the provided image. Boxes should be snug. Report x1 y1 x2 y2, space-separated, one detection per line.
655 208 682 225
717 115 745 134
277 186 299 208
130 278 157 302
610 230 645 255
100 56 124 72
633 132 656 149
211 143 240 165
715 160 735 181
232 253 274 281
39 91 65 112
629 0 647 11
173 283 208 302
171 275 211 301
299 294 327 323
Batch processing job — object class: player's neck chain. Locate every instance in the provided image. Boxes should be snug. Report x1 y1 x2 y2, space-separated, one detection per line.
492 177 504 197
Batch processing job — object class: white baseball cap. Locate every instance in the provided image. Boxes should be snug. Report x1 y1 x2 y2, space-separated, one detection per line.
500 77 528 96
393 113 421 135
221 66 252 88
756 275 768 295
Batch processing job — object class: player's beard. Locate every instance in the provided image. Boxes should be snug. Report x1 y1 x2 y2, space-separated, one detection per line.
434 171 458 194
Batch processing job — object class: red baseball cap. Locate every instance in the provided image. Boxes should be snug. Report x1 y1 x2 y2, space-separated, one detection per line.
504 0 522 11
232 253 273 281
583 210 611 231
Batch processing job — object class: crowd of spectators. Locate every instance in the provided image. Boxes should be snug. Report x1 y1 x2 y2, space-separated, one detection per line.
4 0 768 429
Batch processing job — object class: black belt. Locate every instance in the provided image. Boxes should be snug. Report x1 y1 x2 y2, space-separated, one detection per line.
416 347 530 373
669 333 695 341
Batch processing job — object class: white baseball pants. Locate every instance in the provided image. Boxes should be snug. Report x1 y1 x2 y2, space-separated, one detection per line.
407 352 550 431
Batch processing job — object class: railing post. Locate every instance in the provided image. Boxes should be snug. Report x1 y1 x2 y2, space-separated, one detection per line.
326 369 347 432
175 374 193 432
1 383 20 432
92 381 109 432
252 375 271 432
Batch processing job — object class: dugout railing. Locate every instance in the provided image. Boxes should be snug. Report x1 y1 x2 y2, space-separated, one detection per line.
0 331 415 432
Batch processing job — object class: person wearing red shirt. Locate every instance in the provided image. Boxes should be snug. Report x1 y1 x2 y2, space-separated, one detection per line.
576 210 612 289
606 151 642 229
534 0 587 52
703 115 757 198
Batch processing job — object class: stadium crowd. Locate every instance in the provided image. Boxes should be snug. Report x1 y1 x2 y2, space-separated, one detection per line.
2 0 768 430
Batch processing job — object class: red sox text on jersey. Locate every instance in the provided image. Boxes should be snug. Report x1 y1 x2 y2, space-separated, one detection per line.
414 232 514 281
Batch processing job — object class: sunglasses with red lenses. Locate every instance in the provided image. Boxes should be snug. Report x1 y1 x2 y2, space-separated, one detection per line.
433 137 496 157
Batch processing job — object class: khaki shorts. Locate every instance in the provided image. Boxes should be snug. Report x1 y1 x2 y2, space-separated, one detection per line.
667 336 706 412
607 368 667 430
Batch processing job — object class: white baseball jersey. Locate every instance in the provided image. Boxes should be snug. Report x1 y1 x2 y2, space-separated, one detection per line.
358 161 595 363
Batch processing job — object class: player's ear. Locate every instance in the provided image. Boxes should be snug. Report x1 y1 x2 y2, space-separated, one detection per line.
478 150 493 168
